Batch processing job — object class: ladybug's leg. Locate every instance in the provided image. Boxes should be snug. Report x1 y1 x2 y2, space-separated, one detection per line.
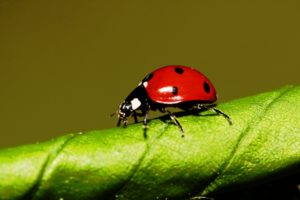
209 107 233 125
143 110 149 129
142 108 150 138
132 111 138 123
162 108 185 137
117 116 128 127
116 117 121 127
123 117 128 127
197 104 232 125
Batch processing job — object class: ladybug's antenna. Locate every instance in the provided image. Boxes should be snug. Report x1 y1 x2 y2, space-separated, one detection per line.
116 117 121 127
110 111 118 117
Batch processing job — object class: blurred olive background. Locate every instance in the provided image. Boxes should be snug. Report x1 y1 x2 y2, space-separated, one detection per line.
0 1 299 148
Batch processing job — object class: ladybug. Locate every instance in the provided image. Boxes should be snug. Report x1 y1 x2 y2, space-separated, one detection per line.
113 65 232 137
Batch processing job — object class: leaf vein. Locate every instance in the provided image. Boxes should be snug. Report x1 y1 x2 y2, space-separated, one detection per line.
202 86 294 194
24 133 80 199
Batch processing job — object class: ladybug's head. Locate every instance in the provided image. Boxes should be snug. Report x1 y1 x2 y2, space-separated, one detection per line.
113 101 131 127
116 98 142 127
119 101 133 118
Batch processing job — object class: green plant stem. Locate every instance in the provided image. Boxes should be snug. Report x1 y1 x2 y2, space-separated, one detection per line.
0 85 300 200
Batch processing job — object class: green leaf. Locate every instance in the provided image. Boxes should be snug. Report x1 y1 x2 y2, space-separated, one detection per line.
0 85 300 200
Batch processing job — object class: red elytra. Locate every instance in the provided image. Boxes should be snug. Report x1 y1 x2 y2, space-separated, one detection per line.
114 65 231 137
143 65 217 104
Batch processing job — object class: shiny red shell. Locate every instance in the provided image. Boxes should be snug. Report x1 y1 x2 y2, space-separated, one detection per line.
143 65 217 104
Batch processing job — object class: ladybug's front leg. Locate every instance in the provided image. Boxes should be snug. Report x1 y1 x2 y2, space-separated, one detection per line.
122 117 128 127
132 111 138 123
116 117 121 127
116 116 128 127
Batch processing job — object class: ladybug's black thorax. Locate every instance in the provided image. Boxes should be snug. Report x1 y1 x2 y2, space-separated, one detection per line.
125 85 149 106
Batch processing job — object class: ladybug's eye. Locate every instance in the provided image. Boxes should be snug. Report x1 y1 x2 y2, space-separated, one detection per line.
174 67 184 74
203 81 210 93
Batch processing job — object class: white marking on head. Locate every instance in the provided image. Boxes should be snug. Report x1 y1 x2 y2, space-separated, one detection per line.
143 81 148 87
131 98 141 110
